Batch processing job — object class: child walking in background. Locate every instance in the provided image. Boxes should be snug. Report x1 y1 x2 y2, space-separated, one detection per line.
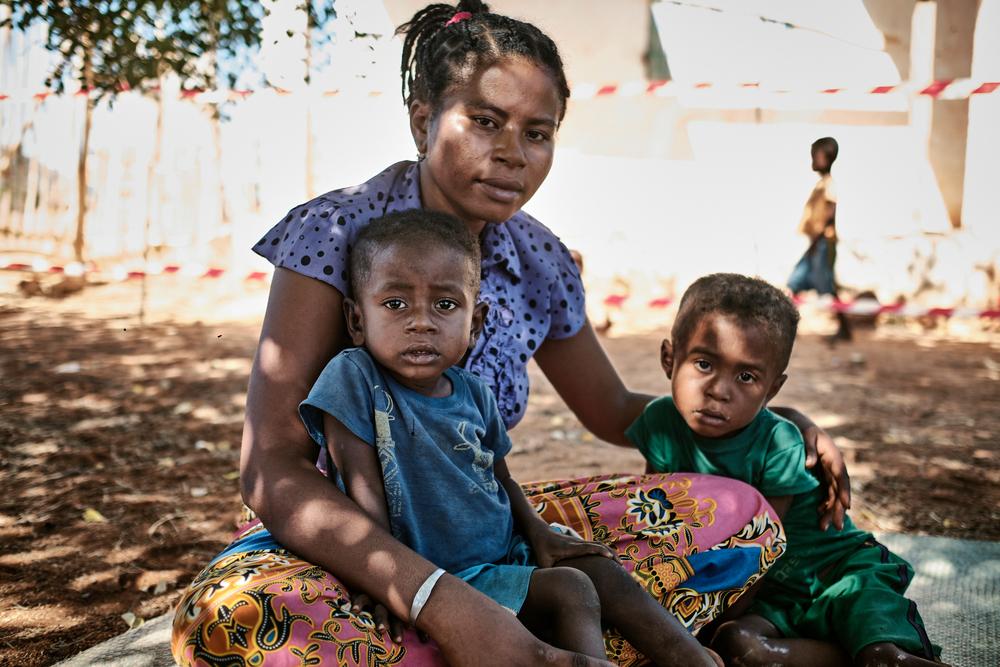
788 136 852 343
299 209 722 666
627 273 944 667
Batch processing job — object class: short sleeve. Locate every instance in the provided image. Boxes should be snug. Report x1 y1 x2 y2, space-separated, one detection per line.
299 351 376 449
252 200 356 296
546 240 586 340
471 376 513 460
757 419 820 497
252 162 417 296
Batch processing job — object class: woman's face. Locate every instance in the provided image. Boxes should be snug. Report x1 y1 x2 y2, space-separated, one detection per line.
411 57 563 234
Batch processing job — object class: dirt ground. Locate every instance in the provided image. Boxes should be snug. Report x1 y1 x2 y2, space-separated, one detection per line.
1 274 998 667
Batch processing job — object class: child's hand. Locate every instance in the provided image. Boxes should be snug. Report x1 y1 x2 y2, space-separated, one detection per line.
351 593 406 644
528 526 618 569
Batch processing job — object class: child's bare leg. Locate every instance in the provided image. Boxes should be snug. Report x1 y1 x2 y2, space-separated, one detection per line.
711 614 848 667
518 567 607 659
557 554 718 666
855 643 947 667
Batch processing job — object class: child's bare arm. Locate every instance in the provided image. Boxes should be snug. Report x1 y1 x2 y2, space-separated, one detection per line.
764 495 793 520
495 458 552 538
495 459 616 568
323 413 391 530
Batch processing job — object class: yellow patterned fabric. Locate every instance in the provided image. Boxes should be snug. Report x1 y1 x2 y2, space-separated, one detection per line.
173 473 785 666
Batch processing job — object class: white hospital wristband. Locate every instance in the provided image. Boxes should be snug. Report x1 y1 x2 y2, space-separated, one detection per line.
409 568 446 624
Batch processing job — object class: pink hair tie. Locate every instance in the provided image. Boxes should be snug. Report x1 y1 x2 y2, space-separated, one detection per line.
445 11 472 27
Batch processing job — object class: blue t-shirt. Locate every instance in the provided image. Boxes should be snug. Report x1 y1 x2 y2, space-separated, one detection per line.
299 348 516 574
252 160 586 430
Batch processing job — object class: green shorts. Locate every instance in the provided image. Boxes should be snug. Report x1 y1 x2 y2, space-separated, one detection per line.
750 538 939 659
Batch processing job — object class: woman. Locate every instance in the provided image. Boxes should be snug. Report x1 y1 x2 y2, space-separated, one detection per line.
172 3 850 665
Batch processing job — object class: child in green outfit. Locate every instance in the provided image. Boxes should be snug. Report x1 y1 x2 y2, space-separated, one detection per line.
626 273 945 667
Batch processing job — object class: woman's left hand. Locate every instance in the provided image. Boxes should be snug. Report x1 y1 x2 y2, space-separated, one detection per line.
528 527 617 569
801 421 852 531
771 406 852 531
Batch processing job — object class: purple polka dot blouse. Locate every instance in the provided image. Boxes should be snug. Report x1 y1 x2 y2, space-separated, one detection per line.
252 161 586 430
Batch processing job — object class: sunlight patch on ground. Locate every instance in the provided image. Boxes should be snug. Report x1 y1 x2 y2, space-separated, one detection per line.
11 440 59 456
928 457 975 473
811 412 847 429
0 605 82 633
69 569 121 592
57 394 117 411
0 545 76 566
110 493 179 505
105 546 148 566
70 415 141 432
134 570 185 593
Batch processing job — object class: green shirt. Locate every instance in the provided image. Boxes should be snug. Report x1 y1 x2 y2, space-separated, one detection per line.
626 396 819 498
627 396 869 597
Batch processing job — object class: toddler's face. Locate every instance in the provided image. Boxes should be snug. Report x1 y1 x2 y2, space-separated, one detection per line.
347 242 484 397
666 314 786 439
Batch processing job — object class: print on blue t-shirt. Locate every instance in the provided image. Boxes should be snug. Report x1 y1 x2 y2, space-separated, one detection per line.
299 348 516 575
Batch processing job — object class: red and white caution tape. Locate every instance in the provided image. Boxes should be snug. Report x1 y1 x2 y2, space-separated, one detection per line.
4 261 996 319
601 293 1000 319
571 78 1000 101
1 260 269 282
1 79 997 104
826 299 1000 320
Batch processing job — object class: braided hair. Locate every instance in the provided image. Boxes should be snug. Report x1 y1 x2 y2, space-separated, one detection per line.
396 1 570 121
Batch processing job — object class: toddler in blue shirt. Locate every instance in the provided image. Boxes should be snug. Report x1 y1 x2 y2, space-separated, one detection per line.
299 209 722 666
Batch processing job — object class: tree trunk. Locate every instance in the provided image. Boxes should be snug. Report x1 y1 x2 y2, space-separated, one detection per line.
305 8 315 198
22 120 41 239
0 9 12 237
211 114 229 229
140 81 165 325
73 53 94 263
204 16 233 272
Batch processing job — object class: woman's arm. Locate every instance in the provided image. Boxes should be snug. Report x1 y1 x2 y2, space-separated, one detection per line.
239 269 608 666
324 412 405 641
769 406 851 530
534 320 652 446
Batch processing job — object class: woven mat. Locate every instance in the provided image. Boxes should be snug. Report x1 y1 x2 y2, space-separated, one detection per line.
877 533 1000 667
56 533 999 666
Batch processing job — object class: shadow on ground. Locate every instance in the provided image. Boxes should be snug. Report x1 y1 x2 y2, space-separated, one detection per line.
2 298 998 666
0 306 252 666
